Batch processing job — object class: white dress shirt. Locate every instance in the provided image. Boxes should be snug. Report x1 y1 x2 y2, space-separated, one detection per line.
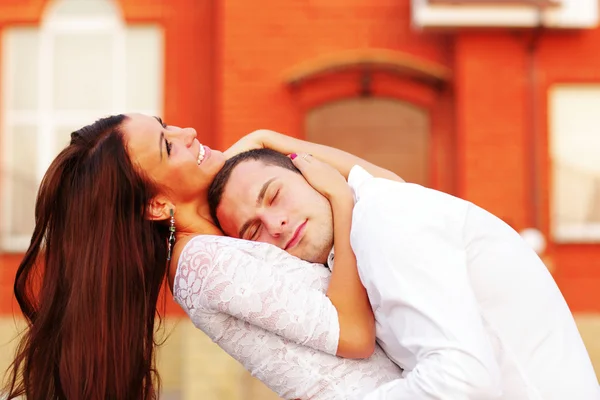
346 166 599 400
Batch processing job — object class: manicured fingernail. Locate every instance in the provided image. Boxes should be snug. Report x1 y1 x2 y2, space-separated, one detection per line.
290 153 297 160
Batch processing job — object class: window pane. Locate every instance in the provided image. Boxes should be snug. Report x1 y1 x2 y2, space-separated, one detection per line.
8 125 38 237
48 0 120 19
5 27 39 111
306 98 430 185
126 26 163 111
54 125 81 153
550 85 600 236
53 33 113 110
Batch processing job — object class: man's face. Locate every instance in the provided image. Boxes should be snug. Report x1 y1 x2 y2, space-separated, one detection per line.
216 160 334 264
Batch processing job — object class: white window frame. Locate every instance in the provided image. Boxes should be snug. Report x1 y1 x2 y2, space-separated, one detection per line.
549 84 600 243
1 0 162 251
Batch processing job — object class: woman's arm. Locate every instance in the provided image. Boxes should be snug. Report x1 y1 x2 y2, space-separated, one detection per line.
173 234 373 358
290 154 376 358
224 129 404 183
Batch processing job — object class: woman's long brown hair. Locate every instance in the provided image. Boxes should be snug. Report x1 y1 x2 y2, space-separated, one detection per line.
4 115 170 399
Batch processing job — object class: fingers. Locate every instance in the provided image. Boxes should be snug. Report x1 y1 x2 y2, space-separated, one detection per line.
290 152 312 163
289 153 347 200
289 153 314 173
290 153 324 195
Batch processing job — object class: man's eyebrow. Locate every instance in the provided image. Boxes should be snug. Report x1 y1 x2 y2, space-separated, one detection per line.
257 178 277 206
238 177 277 238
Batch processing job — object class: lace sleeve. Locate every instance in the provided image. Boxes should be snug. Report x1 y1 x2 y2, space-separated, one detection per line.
174 235 340 356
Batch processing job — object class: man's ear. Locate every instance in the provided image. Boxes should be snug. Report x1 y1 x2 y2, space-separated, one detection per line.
147 196 174 221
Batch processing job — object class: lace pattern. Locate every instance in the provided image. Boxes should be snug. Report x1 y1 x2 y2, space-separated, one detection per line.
173 235 402 399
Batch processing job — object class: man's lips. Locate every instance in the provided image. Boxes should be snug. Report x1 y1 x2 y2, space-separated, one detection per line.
284 220 307 251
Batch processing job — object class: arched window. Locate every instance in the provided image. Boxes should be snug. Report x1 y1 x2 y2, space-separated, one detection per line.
306 98 430 185
1 0 163 250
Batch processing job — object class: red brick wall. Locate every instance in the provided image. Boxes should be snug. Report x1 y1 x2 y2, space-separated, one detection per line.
216 0 452 146
0 0 598 314
536 28 600 311
453 29 600 311
454 33 529 225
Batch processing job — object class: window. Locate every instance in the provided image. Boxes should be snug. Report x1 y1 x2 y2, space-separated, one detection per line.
306 98 430 185
549 85 600 242
1 0 163 251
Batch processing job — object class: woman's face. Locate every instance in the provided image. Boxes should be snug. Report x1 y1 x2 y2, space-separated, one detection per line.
123 113 225 205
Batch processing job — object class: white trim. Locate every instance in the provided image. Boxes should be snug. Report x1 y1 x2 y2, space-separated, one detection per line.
548 85 600 245
0 30 13 239
44 18 121 32
411 0 599 29
0 32 14 247
553 224 600 243
38 23 54 178
1 236 34 253
413 2 544 27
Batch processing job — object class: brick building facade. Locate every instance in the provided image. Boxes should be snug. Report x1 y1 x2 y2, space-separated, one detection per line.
0 0 598 398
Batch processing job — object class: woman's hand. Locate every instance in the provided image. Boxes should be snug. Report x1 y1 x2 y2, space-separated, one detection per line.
225 129 404 182
293 152 375 358
290 153 353 202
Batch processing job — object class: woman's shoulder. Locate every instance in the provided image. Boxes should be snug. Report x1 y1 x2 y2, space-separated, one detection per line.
171 235 261 313
174 235 290 282
176 234 331 285
179 234 282 257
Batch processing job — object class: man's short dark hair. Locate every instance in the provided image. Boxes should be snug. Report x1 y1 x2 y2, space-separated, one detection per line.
208 148 300 230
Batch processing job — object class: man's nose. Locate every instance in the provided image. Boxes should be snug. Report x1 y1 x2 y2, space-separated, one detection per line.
263 214 288 238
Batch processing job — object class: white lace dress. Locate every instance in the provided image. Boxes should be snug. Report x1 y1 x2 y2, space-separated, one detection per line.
173 235 402 400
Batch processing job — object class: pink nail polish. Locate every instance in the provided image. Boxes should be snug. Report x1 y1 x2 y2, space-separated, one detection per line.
290 153 297 160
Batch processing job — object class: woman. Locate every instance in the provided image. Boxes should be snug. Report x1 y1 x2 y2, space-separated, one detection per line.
5 113 403 399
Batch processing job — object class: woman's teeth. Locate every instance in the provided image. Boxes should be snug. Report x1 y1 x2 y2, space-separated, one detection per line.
197 145 206 165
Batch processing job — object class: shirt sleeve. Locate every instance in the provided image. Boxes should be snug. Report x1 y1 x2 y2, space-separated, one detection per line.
173 235 340 356
350 173 502 399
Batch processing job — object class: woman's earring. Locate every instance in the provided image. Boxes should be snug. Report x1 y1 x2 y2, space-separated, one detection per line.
167 209 176 261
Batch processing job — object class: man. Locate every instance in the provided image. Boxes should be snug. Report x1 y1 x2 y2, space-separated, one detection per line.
208 149 599 399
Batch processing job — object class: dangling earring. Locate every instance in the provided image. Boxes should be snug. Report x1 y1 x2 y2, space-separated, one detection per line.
167 208 176 261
